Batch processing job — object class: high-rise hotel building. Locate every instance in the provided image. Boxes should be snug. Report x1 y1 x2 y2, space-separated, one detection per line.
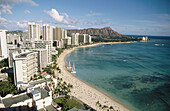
53 27 62 41
0 30 8 60
13 51 38 85
28 22 40 41
71 33 79 45
43 24 53 41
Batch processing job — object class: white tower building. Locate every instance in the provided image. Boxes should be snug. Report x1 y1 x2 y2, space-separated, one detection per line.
43 24 53 41
71 33 79 45
13 51 38 85
28 22 40 41
0 30 8 60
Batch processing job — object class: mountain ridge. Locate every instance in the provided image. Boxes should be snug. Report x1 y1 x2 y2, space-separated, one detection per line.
67 27 127 37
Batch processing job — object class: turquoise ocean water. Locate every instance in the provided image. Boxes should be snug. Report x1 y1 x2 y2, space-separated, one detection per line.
65 36 170 111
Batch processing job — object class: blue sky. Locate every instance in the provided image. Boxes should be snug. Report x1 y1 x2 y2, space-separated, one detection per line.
0 0 170 36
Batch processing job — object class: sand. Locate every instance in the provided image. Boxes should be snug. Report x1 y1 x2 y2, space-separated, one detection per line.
56 42 133 111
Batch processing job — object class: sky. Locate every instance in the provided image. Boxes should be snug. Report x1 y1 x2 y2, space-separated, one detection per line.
0 0 170 36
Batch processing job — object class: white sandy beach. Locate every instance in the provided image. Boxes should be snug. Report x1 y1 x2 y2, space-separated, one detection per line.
56 42 133 111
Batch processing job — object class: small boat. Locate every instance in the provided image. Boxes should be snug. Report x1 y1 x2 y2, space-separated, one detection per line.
67 61 72 69
71 64 76 74
123 60 127 62
154 44 159 46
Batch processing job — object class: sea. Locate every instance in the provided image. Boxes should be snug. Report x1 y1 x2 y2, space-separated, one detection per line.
65 36 170 111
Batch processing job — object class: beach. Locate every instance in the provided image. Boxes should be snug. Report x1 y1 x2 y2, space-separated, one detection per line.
56 42 133 111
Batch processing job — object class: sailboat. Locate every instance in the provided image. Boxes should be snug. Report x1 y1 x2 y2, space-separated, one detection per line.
67 61 72 69
71 64 76 74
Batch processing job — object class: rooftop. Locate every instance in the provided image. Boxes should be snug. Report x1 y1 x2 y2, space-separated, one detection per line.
26 85 34 89
38 105 56 111
15 52 33 58
2 93 31 107
68 108 91 111
29 78 51 86
16 81 24 85
31 90 40 95
35 88 49 99
2 88 50 107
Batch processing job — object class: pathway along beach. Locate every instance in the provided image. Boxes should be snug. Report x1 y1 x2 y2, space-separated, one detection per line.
56 42 135 111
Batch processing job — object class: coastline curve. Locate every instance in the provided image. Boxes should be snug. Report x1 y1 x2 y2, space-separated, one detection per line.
56 42 135 111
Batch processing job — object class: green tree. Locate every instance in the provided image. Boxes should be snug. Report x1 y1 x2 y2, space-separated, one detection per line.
0 81 17 97
109 106 114 111
0 58 8 68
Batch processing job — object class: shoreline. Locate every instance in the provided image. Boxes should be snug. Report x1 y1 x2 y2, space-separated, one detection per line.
56 42 134 111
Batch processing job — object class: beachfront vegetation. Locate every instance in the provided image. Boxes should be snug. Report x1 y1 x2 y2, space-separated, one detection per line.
52 54 57 63
33 74 44 80
56 48 64 57
54 97 84 111
64 44 74 49
0 79 17 97
43 65 55 76
0 58 8 68
92 35 141 43
53 77 73 97
96 101 115 111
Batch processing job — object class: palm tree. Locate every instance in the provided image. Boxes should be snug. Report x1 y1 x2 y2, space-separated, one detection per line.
57 77 59 80
68 83 73 88
102 106 105 111
57 81 61 87
96 101 100 110
63 81 67 85
60 78 63 81
99 104 102 111
101 105 108 111
109 106 114 111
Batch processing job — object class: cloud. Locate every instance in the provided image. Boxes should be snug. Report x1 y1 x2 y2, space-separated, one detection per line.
65 25 76 28
44 8 77 25
16 20 29 29
0 16 14 29
77 18 110 28
112 21 170 36
0 16 45 30
0 16 8 28
0 16 7 22
43 9 107 29
87 11 102 16
0 0 38 15
44 9 66 23
0 4 13 15
24 10 31 14
156 14 170 20
0 0 38 6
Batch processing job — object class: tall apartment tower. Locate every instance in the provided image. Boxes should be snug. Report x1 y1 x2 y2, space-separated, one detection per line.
64 30 67 38
61 29 68 39
43 24 53 41
71 33 79 45
88 35 92 43
13 51 38 85
53 27 62 40
0 30 8 59
23 30 29 41
28 22 40 41
23 40 53 64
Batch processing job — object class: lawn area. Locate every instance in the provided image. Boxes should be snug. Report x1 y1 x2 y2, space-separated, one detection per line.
53 97 84 111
